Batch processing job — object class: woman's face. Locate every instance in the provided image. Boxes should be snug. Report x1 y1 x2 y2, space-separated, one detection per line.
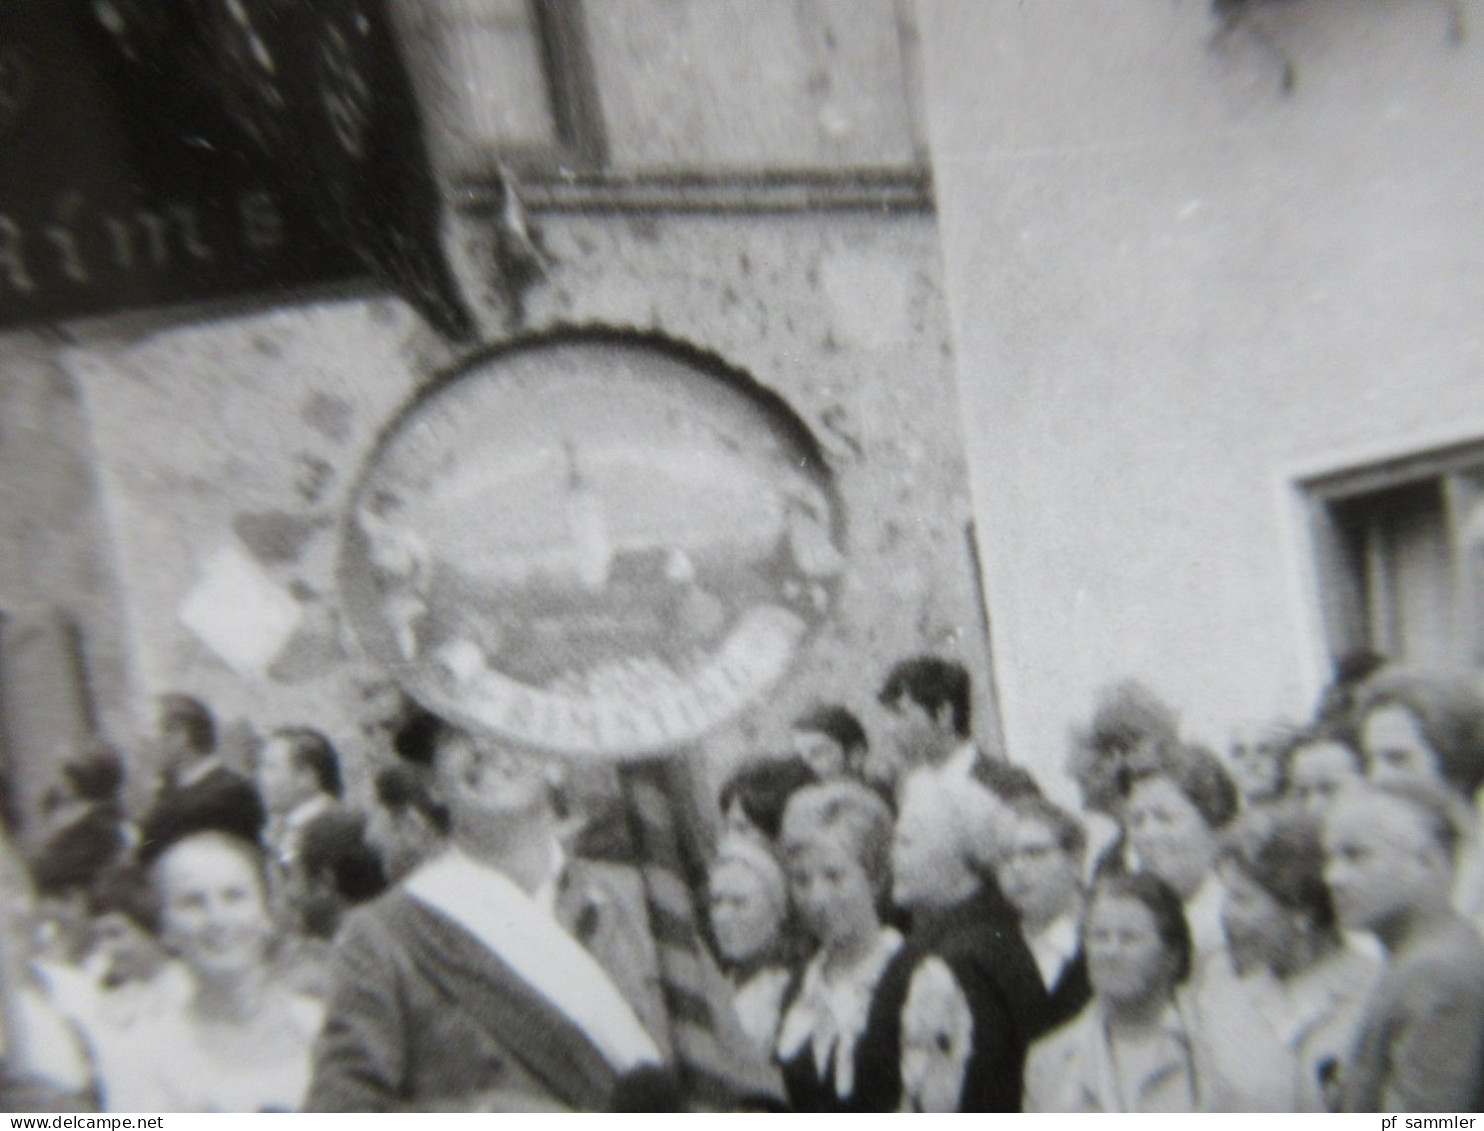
1085 893 1177 1008
709 861 782 964
1288 741 1361 815
156 835 272 978
1362 705 1442 787
1218 862 1301 977
786 835 879 955
1125 777 1216 899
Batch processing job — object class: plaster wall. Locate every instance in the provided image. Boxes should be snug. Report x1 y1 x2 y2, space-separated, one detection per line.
920 0 1484 799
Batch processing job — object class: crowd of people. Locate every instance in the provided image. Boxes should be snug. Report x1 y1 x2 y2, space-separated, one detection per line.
2 651 1484 1112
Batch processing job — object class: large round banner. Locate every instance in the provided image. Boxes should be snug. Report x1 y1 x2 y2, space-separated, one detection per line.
339 331 844 760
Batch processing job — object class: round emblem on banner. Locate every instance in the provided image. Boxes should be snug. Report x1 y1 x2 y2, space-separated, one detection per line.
339 332 844 761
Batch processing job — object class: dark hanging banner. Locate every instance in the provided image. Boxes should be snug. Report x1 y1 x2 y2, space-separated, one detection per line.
0 0 473 339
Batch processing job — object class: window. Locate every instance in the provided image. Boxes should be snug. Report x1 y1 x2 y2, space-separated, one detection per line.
395 0 605 178
1306 442 1484 672
396 0 928 191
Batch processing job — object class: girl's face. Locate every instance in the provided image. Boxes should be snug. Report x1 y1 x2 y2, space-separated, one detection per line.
1125 777 1216 899
1085 893 1178 1008
786 835 879 956
156 835 272 979
1218 862 1302 977
709 861 782 964
1362 705 1443 787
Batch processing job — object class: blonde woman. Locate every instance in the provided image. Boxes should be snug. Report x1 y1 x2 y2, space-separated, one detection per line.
774 781 902 1111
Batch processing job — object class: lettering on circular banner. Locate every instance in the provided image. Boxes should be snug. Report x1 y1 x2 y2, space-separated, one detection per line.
339 332 843 760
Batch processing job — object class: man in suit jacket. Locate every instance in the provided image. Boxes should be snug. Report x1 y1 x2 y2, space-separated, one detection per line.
1325 780 1484 1112
875 657 988 794
859 768 1045 1112
999 796 1092 1038
142 694 265 844
306 711 670 1111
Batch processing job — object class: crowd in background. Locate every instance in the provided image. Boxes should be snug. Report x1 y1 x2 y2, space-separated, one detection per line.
3 650 1484 1112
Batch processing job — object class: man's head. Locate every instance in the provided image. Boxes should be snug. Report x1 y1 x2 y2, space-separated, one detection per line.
789 704 868 779
425 717 562 836
259 727 343 814
999 796 1086 931
157 694 215 774
878 657 971 775
1322 779 1461 936
892 769 1008 912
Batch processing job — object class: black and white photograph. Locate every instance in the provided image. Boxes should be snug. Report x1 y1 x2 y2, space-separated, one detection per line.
2 0 1484 1114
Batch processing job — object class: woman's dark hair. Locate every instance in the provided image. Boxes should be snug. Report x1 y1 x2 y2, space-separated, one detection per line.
1219 804 1337 935
792 704 869 760
267 727 344 798
1089 870 1193 987
717 757 819 842
1127 742 1239 830
87 864 161 936
137 793 265 872
1356 668 1484 798
374 764 452 834
299 810 389 904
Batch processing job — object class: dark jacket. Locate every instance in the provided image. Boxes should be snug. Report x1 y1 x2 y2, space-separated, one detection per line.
859 880 1046 1112
1033 946 1091 1040
144 763 267 847
305 890 621 1111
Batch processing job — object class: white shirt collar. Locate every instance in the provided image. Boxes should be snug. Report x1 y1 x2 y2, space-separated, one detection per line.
777 928 904 1099
531 837 568 916
285 793 332 832
175 755 224 789
1185 873 1227 955
1027 911 1080 990
943 742 979 778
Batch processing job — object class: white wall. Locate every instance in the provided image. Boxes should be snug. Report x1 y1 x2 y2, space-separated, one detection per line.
920 0 1484 799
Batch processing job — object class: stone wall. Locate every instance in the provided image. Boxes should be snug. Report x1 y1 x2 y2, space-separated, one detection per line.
58 208 992 798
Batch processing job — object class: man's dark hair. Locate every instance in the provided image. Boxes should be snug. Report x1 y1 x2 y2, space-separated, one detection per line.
878 656 972 738
269 726 344 799
158 694 216 756
793 704 868 756
718 757 819 842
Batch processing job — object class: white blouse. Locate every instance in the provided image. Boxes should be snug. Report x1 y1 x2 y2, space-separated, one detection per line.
776 928 904 1099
